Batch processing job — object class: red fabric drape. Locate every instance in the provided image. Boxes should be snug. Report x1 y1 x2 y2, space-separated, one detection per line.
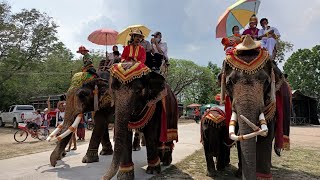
160 99 167 142
275 91 284 149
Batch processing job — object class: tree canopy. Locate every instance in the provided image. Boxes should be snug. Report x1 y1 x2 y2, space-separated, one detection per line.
284 45 320 99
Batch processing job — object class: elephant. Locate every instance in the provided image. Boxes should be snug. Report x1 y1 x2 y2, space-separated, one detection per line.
49 71 115 166
102 62 178 180
218 35 290 180
201 107 230 177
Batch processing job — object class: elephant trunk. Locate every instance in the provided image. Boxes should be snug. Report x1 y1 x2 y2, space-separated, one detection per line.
234 96 264 179
103 101 130 179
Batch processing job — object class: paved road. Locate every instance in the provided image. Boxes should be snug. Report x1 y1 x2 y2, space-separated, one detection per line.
0 123 202 180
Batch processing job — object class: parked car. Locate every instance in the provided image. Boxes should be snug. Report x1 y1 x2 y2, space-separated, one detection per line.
0 105 37 128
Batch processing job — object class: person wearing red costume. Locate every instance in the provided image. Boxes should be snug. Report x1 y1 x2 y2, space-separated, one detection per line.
221 25 242 54
242 15 259 40
121 30 146 64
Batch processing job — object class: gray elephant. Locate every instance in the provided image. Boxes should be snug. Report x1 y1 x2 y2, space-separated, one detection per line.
48 72 114 166
102 62 178 180
219 35 290 180
201 107 230 177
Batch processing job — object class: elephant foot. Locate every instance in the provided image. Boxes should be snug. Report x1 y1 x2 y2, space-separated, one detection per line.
161 152 172 166
100 148 113 155
217 166 225 171
206 170 217 177
117 163 135 180
132 145 141 151
274 146 281 157
82 150 99 163
235 168 242 178
117 169 134 180
146 164 161 174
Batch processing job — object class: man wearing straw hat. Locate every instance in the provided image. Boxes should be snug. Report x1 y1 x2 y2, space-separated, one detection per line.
76 46 97 76
120 29 146 64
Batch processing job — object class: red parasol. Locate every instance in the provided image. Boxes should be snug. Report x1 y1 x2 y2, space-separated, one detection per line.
87 28 118 52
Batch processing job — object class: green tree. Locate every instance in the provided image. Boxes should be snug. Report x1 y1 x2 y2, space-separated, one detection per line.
167 59 204 96
0 2 60 85
275 40 294 63
284 45 320 100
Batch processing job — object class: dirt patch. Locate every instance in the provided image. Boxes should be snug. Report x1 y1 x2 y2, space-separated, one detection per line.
151 125 320 180
0 127 93 160
0 119 190 160
151 148 320 180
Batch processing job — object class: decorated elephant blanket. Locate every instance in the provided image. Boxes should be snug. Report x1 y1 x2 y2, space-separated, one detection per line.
159 84 179 143
200 107 227 143
68 72 96 93
110 62 178 143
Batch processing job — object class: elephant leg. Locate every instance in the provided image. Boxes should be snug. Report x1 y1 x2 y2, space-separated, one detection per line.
161 142 173 166
82 110 106 163
256 120 275 180
132 130 141 151
235 141 242 178
100 113 113 155
50 133 72 167
144 108 161 175
204 146 216 177
217 143 228 171
117 130 134 180
140 132 146 146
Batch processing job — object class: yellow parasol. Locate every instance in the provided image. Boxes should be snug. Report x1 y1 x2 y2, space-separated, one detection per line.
116 24 151 45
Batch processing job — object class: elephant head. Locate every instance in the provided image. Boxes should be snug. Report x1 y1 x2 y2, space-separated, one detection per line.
49 71 111 166
219 35 284 179
103 62 165 179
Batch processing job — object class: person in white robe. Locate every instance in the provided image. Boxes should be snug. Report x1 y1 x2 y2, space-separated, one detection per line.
258 18 280 57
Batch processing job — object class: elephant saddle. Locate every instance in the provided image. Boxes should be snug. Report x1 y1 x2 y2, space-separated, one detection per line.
201 107 226 126
110 62 151 84
200 107 226 143
68 72 96 93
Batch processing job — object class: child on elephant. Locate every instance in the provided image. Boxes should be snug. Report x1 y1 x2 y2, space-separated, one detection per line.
77 46 98 76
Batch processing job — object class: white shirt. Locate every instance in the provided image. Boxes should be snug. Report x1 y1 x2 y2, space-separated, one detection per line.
55 111 65 127
152 41 168 60
258 26 280 39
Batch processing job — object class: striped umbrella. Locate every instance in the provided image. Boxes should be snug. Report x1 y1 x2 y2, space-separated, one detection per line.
216 0 260 38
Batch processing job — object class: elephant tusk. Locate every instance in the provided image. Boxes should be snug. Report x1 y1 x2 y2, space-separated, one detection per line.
230 129 268 141
231 111 237 121
229 111 237 140
51 114 83 142
240 115 260 132
47 121 64 141
259 113 268 137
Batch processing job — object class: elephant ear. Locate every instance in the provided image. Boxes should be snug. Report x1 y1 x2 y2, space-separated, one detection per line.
145 72 166 101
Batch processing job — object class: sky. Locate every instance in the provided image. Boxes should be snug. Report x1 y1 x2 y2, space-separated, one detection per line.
6 0 320 67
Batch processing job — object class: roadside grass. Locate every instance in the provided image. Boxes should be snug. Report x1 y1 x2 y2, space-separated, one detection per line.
151 147 320 180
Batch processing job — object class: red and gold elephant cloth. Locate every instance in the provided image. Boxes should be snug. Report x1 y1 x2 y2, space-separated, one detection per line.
127 84 178 143
200 107 226 143
225 48 269 74
110 62 151 84
201 108 226 126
